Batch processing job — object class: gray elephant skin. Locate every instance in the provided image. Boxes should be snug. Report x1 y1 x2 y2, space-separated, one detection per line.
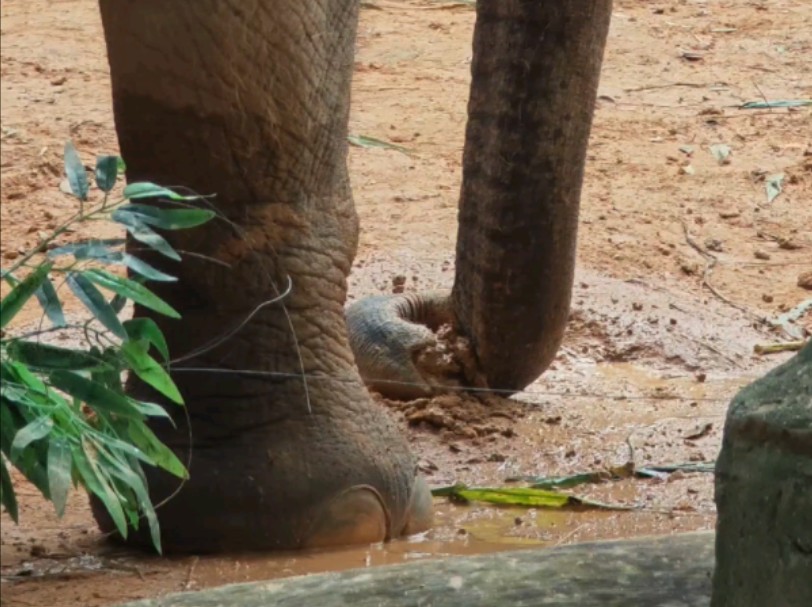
92 0 612 552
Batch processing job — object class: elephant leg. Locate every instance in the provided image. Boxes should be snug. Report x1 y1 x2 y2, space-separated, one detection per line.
95 0 431 552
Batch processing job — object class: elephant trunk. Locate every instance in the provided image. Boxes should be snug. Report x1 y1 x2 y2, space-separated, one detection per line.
452 0 613 392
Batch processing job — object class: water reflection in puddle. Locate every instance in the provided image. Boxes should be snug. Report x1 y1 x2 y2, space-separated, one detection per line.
181 503 547 590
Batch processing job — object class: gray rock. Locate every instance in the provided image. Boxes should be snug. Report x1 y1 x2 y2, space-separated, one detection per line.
712 341 812 607
118 532 713 607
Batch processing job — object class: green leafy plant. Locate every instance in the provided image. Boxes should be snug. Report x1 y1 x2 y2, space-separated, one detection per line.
0 141 214 553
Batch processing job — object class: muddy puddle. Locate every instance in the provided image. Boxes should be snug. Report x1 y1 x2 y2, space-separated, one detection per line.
2 252 788 607
2 356 756 606
1 272 782 606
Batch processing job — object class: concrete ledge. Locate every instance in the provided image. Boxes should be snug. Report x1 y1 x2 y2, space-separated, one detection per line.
712 342 812 607
120 532 714 607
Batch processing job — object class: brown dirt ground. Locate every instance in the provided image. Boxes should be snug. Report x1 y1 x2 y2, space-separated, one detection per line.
1 1 810 605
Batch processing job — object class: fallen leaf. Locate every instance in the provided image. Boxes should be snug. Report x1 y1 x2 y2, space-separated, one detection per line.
765 173 785 203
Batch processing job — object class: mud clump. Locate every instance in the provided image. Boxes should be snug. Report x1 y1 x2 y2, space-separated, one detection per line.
381 392 526 440
412 323 481 391
375 323 525 440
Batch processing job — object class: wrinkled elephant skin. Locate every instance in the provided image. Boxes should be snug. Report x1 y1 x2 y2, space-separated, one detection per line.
94 0 611 552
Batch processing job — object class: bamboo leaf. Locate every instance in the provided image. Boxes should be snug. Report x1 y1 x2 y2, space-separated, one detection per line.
123 318 169 361
73 441 128 539
68 246 177 282
709 143 731 165
82 269 180 319
740 99 811 109
766 173 784 203
120 254 177 282
130 400 174 422
63 141 89 201
66 272 127 338
348 134 411 154
1 264 52 328
6 341 113 371
636 462 715 476
94 155 119 192
47 439 73 517
0 456 17 522
127 421 187 479
96 448 162 553
122 182 202 202
3 360 49 395
432 484 633 511
120 221 181 261
34 277 66 327
48 238 125 259
529 472 608 490
110 294 127 313
113 203 215 231
11 416 54 459
48 370 143 420
121 341 183 404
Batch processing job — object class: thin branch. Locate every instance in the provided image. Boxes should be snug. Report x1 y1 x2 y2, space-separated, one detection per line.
681 221 763 321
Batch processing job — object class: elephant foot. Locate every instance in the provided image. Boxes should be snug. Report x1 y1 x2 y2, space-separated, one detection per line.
89 380 433 553
303 477 432 548
400 475 433 536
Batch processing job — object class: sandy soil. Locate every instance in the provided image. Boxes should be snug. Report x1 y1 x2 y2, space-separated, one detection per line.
1 1 810 605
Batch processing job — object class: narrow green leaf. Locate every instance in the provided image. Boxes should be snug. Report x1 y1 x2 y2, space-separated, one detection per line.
348 134 412 154
84 419 154 465
432 484 571 507
67 246 177 283
48 370 143 420
432 484 632 511
11 417 54 459
3 360 49 395
1 263 52 328
740 99 811 109
0 456 18 522
64 141 89 201
120 255 177 282
529 472 607 490
91 349 125 392
94 155 119 192
127 421 187 479
72 239 127 261
83 269 180 319
129 399 174 422
47 440 73 517
0 395 24 450
66 272 127 338
121 221 181 261
121 341 183 404
0 382 29 404
6 340 112 372
116 156 127 173
48 238 125 259
95 448 162 553
637 462 716 477
113 204 215 231
124 318 169 361
34 277 66 327
0 399 50 500
122 182 202 202
110 294 127 314
73 441 128 539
